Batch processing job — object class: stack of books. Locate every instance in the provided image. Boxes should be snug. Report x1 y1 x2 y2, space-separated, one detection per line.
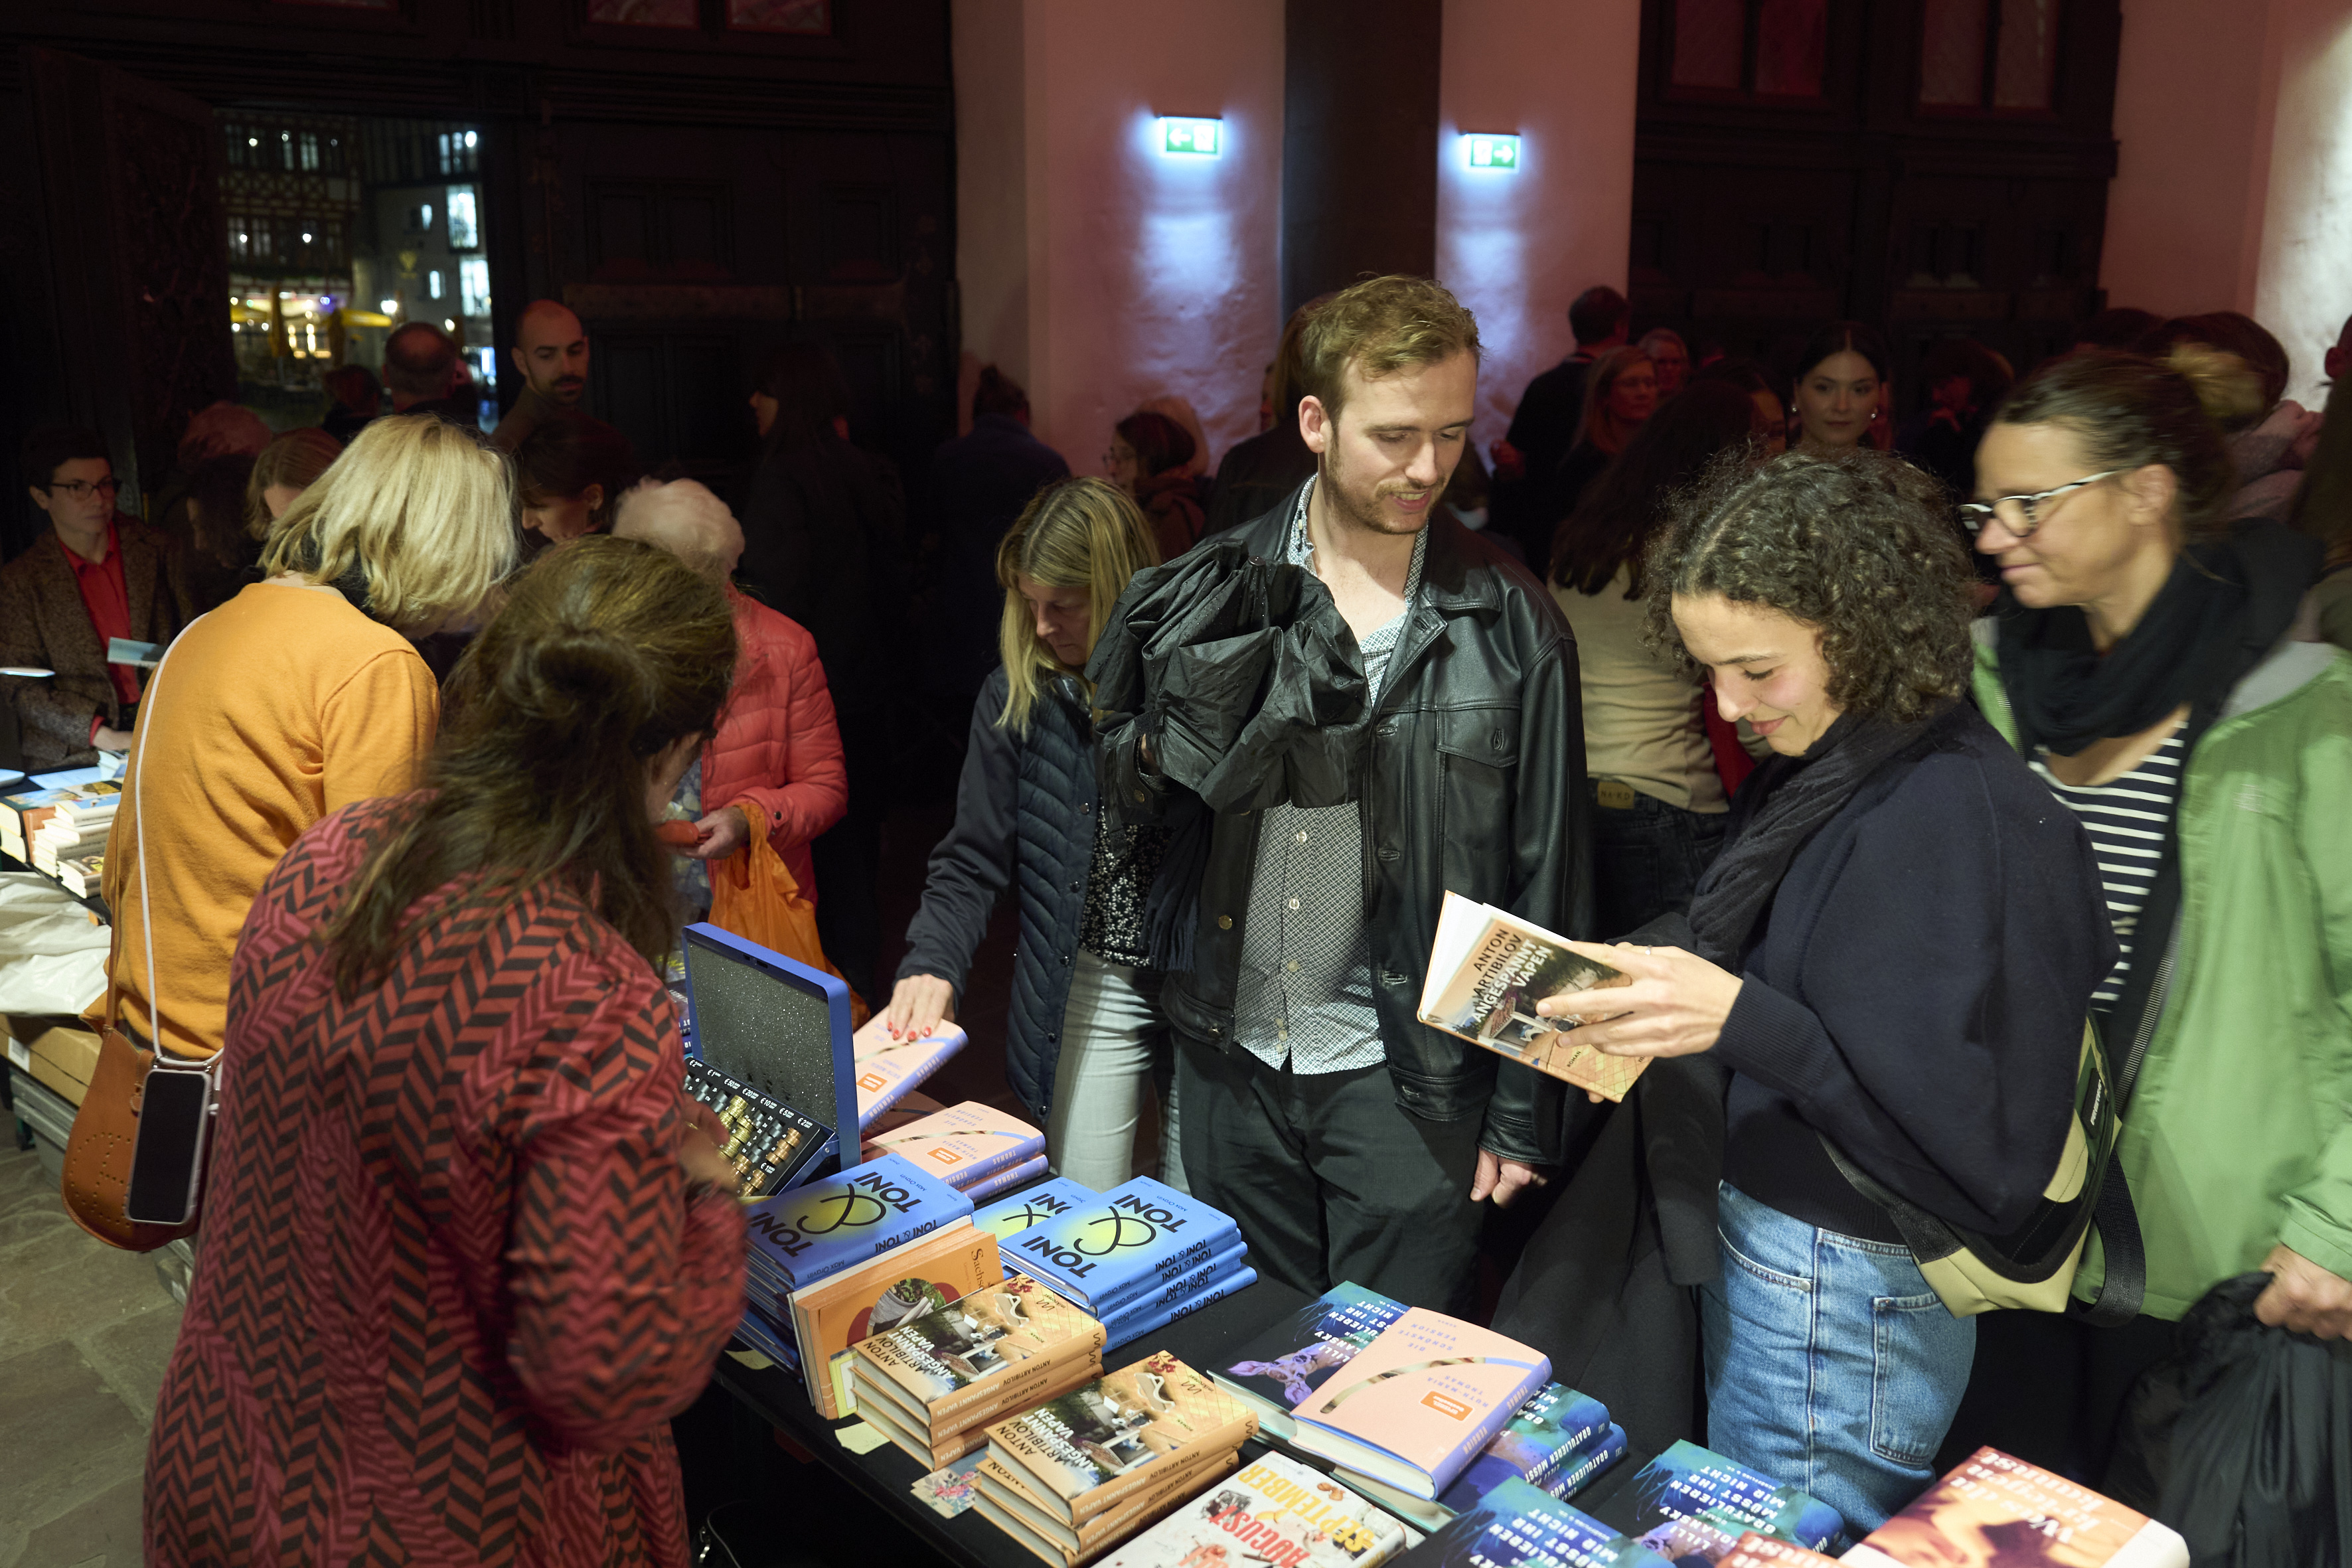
1099 1450 1423 1568
738 1151 996 1419
1211 1283 1626 1525
31 792 114 877
977 1176 1257 1351
973 1351 1261 1567
1 773 118 867
848 1272 1108 1468
852 1014 968 1131
1843 1446 2188 1568
54 854 105 899
1393 1476 1675 1567
862 1100 1048 1203
1615 1441 1845 1563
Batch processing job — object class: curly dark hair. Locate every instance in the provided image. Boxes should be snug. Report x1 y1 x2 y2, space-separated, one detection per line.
1642 449 1974 723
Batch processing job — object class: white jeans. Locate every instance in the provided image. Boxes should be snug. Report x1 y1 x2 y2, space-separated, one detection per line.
1046 949 1187 1193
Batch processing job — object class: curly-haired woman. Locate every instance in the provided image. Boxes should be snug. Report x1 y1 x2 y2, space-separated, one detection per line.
1528 450 2114 1528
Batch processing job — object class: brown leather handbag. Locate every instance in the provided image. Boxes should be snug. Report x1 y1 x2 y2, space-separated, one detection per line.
61 619 216 1252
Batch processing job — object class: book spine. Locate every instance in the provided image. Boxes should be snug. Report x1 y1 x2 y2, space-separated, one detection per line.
1064 1407 1259 1526
930 1350 1105 1442
1071 1448 1239 1556
1100 1269 1257 1353
922 1322 1111 1429
1545 1426 1626 1499
1089 1240 1249 1322
879 1132 1045 1190
963 1155 1051 1204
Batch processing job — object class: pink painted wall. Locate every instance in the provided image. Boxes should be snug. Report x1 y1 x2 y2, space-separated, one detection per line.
1436 0 1641 455
952 0 1285 475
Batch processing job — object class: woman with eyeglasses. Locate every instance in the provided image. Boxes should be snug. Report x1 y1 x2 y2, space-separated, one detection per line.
1952 345 2352 1484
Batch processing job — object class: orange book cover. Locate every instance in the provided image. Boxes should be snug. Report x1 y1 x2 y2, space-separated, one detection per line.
787 1227 1002 1419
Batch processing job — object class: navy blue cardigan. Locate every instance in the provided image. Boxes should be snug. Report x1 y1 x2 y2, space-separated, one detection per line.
896 666 1097 1120
1712 703 2116 1243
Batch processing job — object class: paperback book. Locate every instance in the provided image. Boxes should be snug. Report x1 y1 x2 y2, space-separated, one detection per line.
1437 1383 1612 1511
1099 1450 1423 1568
854 1273 1109 1442
1097 1265 1259 1352
743 1152 973 1296
785 1225 1003 1419
1213 1282 1413 1441
977 1177 1101 1243
1417 892 1640 1103
1842 1447 2187 1568
1395 1477 1671 1568
1287 1307 1552 1502
852 1014 969 1131
975 1448 1241 1568
1000 1176 1243 1314
1358 1419 1627 1529
735 1305 801 1372
1621 1443 1843 1561
985 1352 1260 1527
967 1154 1052 1203
862 1100 1046 1190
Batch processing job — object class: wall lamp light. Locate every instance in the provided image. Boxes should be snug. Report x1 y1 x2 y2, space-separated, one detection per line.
1464 133 1522 170
1156 116 1223 157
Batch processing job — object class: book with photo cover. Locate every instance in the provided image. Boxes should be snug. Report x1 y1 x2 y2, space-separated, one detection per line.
975 1448 1242 1568
1719 1535 1840 1566
862 1100 1046 1190
854 1272 1109 1437
1098 1449 1423 1568
1395 1476 1671 1568
784 1225 1004 1419
1287 1307 1552 1502
1212 1281 1412 1441
1622 1442 1843 1561
986 1352 1259 1526
1842 1447 2187 1568
742 1152 973 1296
1417 892 1640 1103
1436 1382 1612 1511
852 1013 969 1131
1002 1177 1243 1314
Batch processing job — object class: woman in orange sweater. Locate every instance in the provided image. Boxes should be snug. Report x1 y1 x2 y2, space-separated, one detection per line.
101 414 517 1064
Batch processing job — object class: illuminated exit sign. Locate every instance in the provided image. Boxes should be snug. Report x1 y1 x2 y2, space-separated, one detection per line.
1465 133 1520 169
1158 117 1222 157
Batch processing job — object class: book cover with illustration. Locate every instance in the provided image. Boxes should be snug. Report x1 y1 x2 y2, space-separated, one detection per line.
1395 1476 1672 1568
852 1014 969 1130
1212 1282 1411 1441
1720 1535 1840 1566
1099 1450 1424 1568
968 1154 1052 1203
1417 892 1642 1102
1097 1265 1259 1353
1543 1425 1626 1502
1435 1383 1612 1510
979 1176 1101 1242
742 1152 974 1295
785 1225 1003 1419
1842 1447 2187 1568
856 1272 1109 1434
862 1100 1046 1190
1623 1443 1843 1561
1287 1308 1552 1502
1002 1177 1243 1314
986 1352 1260 1525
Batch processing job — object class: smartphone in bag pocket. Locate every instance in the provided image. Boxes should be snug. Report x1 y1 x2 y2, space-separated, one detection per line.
124 1063 213 1227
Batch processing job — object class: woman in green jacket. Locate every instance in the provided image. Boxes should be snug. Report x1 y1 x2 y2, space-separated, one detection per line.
1955 343 2352 1483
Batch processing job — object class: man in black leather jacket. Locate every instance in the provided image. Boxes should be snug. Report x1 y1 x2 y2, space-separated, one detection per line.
1098 276 1591 1314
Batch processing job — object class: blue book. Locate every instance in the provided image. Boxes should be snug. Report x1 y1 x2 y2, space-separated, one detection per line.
1624 1441 1845 1559
1097 1265 1259 1351
973 1176 1097 1241
735 1305 801 1372
996 1176 1241 1312
741 1152 973 1294
1085 1237 1251 1322
1545 1425 1627 1501
1208 1280 1411 1440
1399 1476 1671 1568
1438 1383 1614 1511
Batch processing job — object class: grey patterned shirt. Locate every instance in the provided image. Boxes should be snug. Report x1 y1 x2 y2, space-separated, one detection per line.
1234 481 1427 1074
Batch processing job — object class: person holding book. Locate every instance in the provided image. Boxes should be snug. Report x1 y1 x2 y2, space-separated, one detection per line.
1525 449 2114 1529
1946 347 2352 1480
886 477 1180 1192
1097 275 1585 1316
145 536 747 1568
100 414 514 1066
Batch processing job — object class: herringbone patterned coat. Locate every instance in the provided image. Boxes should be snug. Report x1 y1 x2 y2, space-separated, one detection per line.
145 799 748 1567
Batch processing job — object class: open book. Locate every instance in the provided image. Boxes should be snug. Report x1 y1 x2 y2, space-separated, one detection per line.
1417 892 1643 1103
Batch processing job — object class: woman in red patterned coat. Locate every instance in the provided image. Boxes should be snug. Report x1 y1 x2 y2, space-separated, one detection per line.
145 536 749 1568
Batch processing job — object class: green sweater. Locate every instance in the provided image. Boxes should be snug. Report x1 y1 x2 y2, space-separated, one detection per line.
1975 631 2352 1318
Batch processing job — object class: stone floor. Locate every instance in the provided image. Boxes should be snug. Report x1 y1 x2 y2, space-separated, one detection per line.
0 1140 180 1568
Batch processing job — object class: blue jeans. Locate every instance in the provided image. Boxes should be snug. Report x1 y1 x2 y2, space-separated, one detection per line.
1589 783 1726 939
1701 1182 1975 1533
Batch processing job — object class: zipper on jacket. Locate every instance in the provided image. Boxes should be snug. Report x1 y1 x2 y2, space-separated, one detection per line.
2120 920 2179 1107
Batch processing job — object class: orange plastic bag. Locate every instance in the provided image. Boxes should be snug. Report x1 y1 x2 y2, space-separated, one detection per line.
706 824 870 1028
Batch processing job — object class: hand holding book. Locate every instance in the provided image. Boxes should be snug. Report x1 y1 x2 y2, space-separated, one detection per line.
1531 939 1745 1071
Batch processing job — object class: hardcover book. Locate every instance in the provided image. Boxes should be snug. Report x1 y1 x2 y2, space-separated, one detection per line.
1437 1383 1612 1511
1287 1308 1552 1502
1622 1443 1843 1561
967 1154 1053 1203
1001 1177 1244 1313
785 1225 1003 1419
1417 892 1640 1103
1097 1265 1259 1353
851 1365 1012 1468
975 1449 1242 1568
1395 1476 1672 1568
986 1352 1260 1526
852 1014 969 1130
735 1306 801 1372
1089 1239 1249 1324
1100 1450 1423 1568
1842 1447 2187 1568
978 1176 1101 1241
1543 1426 1626 1502
854 1273 1109 1437
742 1151 974 1295
1383 1419 1626 1526
1212 1282 1411 1441
1719 1535 1840 1566
862 1100 1046 1190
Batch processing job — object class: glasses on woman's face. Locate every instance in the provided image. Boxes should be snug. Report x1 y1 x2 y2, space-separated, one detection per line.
1960 469 2126 540
46 477 121 501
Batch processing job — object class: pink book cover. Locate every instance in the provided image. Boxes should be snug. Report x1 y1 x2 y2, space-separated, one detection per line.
862 1101 1045 1189
1287 1307 1552 1500
852 1016 969 1131
1844 1448 2187 1568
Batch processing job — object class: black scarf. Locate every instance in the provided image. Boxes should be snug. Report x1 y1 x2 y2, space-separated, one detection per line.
1686 700 1969 969
1995 540 2253 757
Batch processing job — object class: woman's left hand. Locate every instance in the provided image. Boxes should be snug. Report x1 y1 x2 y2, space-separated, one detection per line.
686 805 753 862
1533 940 1743 1061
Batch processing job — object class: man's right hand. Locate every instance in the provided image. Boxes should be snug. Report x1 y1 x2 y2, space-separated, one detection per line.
882 974 957 1040
93 725 133 752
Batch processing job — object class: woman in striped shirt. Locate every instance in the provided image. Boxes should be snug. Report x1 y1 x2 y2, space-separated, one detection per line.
1960 344 2352 1486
